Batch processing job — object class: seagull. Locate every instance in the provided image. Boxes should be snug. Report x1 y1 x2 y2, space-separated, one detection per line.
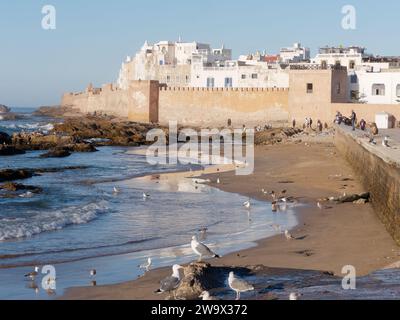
271 224 282 232
285 230 295 240
217 178 220 184
199 291 218 300
143 192 150 199
191 236 220 262
90 269 97 277
139 257 152 272
155 265 184 298
243 199 251 209
317 202 323 210
289 292 302 300
228 272 254 300
113 187 120 194
270 191 277 201
24 266 39 280
271 202 279 213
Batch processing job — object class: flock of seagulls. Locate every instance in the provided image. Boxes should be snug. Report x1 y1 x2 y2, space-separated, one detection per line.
22 181 304 300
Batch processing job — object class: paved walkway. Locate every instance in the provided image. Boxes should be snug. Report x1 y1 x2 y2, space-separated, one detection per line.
337 124 400 166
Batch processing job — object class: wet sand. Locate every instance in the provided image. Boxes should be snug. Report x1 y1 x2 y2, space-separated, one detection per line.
63 135 400 300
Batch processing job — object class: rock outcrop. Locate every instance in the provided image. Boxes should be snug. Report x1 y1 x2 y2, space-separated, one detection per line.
0 105 10 113
0 182 42 193
254 128 303 145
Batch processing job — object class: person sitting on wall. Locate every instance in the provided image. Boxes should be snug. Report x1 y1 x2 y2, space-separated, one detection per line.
360 119 366 131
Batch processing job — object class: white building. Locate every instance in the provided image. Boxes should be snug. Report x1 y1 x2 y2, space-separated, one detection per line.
353 68 400 104
116 40 232 89
312 46 367 70
190 60 289 88
280 43 310 63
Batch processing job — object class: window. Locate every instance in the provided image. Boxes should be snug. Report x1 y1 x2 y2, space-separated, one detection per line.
241 74 246 79
251 74 258 79
335 61 341 67
349 60 356 69
224 77 233 88
350 74 358 84
321 60 327 69
206 77 215 88
166 75 171 83
185 75 189 83
396 84 400 97
372 84 385 96
307 83 313 93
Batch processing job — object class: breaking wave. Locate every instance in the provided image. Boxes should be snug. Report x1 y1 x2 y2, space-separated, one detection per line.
1 122 54 132
0 201 108 241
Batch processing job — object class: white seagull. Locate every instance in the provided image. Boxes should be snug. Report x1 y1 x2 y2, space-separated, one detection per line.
199 291 218 300
285 230 295 240
155 264 184 298
228 272 254 300
113 187 120 194
243 199 251 209
317 202 323 210
24 266 39 280
143 192 150 199
90 269 97 277
191 236 220 262
217 178 220 184
139 257 152 272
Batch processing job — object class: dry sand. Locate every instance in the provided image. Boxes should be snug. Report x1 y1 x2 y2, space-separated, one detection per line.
63 135 399 300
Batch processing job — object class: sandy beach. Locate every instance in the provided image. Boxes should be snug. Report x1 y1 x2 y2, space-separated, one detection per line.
62 133 400 300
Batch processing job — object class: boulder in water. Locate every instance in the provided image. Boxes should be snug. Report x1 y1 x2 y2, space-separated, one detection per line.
40 148 71 158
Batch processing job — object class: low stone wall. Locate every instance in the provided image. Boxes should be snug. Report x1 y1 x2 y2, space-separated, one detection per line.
334 126 400 244
159 87 289 127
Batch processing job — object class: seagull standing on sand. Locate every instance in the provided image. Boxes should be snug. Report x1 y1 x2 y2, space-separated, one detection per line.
285 230 295 241
317 202 323 210
228 272 254 300
191 236 220 262
24 266 39 280
139 257 152 272
155 265 184 298
199 291 218 300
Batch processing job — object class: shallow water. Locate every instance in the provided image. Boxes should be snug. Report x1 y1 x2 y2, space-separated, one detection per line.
0 108 298 299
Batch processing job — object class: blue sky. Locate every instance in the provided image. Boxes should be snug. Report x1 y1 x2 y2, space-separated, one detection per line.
1 0 399 107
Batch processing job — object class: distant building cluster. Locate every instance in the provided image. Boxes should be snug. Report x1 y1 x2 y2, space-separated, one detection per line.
116 39 400 105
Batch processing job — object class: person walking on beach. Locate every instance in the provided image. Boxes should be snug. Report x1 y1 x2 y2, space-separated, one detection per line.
351 110 357 131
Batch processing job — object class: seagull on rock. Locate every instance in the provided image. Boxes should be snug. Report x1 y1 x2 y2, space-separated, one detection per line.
191 236 220 262
139 257 152 272
228 272 254 300
24 266 39 280
155 264 184 298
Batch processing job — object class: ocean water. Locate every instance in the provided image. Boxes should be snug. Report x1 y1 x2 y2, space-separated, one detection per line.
0 108 298 299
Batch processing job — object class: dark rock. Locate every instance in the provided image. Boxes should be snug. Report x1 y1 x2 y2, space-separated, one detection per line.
40 148 71 158
0 145 26 156
0 182 42 193
0 131 11 144
0 169 34 182
335 192 370 203
64 143 98 153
